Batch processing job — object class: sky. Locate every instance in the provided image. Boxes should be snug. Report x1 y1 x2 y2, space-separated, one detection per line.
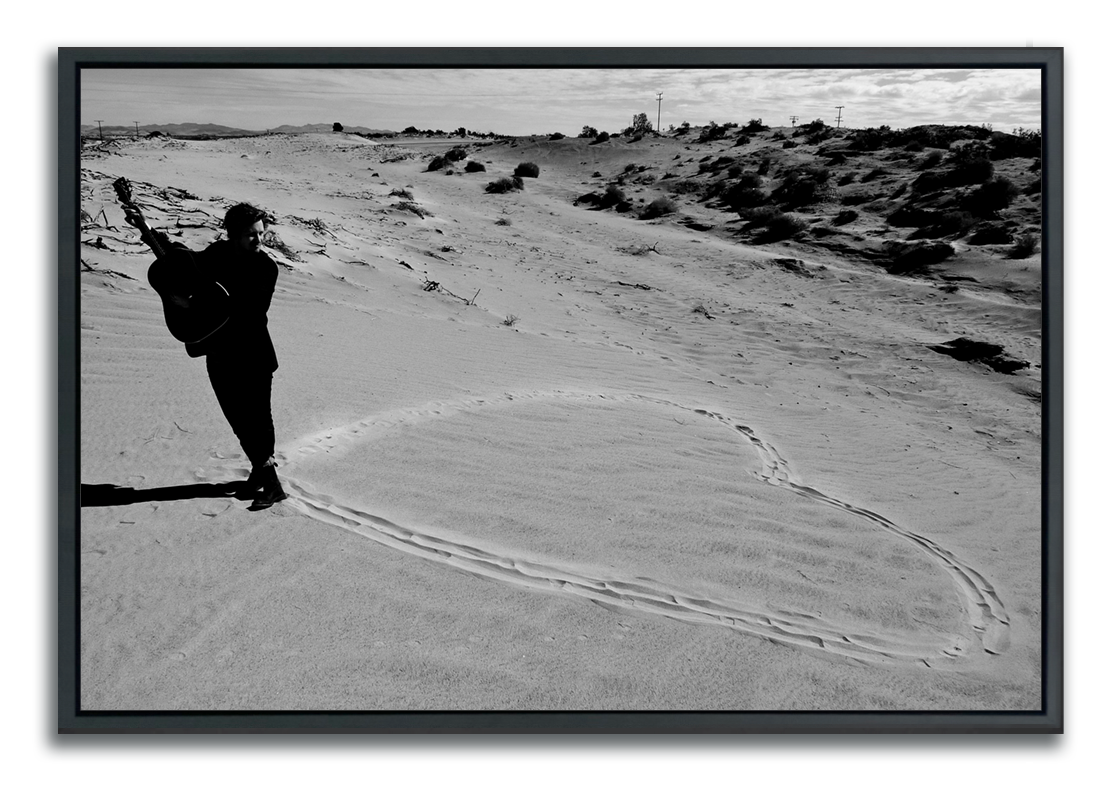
80 67 1043 136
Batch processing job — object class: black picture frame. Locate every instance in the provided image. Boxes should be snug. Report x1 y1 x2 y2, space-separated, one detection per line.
58 46 1063 734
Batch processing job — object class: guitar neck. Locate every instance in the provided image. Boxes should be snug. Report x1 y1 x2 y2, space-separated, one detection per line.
138 223 167 259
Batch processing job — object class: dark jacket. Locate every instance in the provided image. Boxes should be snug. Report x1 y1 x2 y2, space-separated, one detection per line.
154 232 279 370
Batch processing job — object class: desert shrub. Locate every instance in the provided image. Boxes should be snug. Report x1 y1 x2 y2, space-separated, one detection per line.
797 119 828 137
733 133 752 147
736 171 763 189
772 166 831 209
782 140 798 149
426 155 447 172
390 187 414 200
668 179 704 195
888 205 939 228
639 196 677 219
918 151 944 170
699 121 732 143
908 211 978 239
727 164 744 178
904 141 925 152
969 223 1014 245
579 126 599 139
514 162 541 178
464 161 486 173
593 131 610 144
739 206 782 225
834 209 858 226
886 241 954 274
445 147 468 162
549 132 566 140
951 155 995 186
988 129 1042 160
485 176 524 194
757 213 808 242
757 157 773 175
912 169 951 194
826 152 847 165
745 118 769 132
1008 233 1038 259
961 176 1020 217
721 184 769 212
602 184 627 206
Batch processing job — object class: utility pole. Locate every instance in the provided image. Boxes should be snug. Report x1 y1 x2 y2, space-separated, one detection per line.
656 92 663 133
790 115 799 126
133 121 140 138
95 120 104 141
834 106 845 129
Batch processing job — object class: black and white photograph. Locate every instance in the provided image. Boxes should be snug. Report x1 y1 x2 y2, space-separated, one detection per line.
60 49 1061 730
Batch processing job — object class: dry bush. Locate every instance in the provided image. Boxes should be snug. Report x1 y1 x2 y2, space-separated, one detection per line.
485 177 524 194
1008 233 1038 259
639 196 677 220
514 162 541 178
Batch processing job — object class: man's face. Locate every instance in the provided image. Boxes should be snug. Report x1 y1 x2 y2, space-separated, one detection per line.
232 220 265 254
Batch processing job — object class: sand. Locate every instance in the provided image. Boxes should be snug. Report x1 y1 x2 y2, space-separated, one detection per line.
77 128 1042 710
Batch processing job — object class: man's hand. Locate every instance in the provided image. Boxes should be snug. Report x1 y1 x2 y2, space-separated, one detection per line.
123 204 150 233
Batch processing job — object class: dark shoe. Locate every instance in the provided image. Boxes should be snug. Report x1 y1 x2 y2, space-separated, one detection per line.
243 456 277 494
249 464 287 510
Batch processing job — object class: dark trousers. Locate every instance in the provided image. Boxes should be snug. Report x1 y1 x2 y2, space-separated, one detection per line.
207 358 276 469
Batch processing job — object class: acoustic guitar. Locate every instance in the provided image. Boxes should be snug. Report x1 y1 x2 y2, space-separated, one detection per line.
113 177 230 353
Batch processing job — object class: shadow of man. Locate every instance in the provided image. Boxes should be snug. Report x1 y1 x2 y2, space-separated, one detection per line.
81 481 252 507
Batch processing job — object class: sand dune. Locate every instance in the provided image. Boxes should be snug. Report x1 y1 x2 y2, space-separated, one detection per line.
78 129 1042 710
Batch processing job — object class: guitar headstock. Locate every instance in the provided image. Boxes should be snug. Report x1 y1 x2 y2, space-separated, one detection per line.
112 177 134 208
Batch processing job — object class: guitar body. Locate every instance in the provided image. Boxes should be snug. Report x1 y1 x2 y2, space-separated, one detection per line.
114 176 231 354
147 250 232 352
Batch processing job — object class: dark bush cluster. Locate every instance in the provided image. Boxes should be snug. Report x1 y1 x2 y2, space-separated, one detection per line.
959 176 1020 218
464 161 486 173
549 132 566 140
514 162 540 178
987 130 1042 160
771 165 831 209
907 211 979 240
575 184 632 213
969 223 1014 245
593 131 611 144
757 213 809 242
698 121 733 143
885 241 955 274
485 176 524 194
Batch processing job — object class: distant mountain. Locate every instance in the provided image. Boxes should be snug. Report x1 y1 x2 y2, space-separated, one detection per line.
80 122 397 138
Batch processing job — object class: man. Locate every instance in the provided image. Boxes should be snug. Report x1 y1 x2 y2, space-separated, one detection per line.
124 201 286 509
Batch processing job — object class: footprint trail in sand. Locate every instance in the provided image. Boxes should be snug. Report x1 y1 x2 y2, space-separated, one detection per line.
199 390 1009 667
